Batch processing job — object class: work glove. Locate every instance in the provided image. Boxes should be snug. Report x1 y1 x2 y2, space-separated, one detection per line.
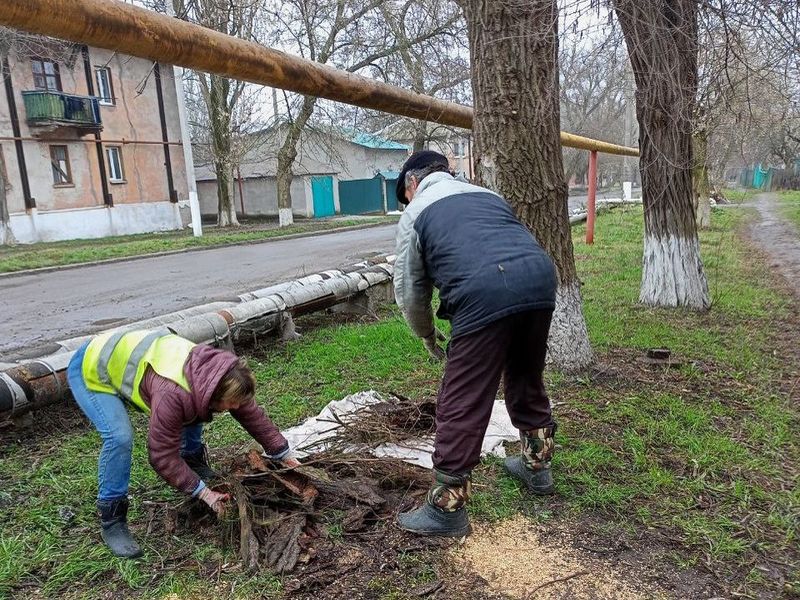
198 487 230 516
422 328 447 361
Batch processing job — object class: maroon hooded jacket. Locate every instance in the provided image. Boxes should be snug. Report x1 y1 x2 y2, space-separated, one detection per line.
140 344 288 494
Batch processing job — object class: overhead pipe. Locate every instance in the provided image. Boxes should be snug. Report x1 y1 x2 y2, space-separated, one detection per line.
0 258 395 420
0 0 639 158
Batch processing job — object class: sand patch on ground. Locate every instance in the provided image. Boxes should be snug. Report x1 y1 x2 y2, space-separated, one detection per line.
454 517 668 599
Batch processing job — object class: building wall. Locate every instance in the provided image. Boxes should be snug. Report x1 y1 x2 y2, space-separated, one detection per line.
0 43 189 243
197 175 313 218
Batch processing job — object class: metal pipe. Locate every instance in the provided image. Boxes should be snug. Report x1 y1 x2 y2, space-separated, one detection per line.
0 258 395 419
81 45 113 207
0 0 640 158
2 56 35 209
586 151 598 244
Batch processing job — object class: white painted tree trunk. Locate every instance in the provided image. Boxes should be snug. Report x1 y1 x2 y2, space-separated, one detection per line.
696 196 711 229
640 234 710 309
279 208 294 228
547 281 594 372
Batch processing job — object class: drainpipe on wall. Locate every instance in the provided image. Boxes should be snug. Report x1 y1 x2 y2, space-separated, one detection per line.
153 62 178 203
81 46 112 207
237 166 246 216
2 56 34 210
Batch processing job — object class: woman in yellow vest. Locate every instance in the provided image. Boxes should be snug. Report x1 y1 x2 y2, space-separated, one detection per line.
66 329 297 558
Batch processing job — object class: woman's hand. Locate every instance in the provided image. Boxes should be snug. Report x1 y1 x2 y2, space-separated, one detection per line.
280 455 301 469
198 487 230 516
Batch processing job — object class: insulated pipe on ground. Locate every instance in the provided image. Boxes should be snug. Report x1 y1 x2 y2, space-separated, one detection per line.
0 259 395 419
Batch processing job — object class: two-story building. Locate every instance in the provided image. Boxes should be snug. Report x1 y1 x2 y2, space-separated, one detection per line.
0 36 190 244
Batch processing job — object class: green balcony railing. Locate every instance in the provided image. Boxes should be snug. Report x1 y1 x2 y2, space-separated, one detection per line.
22 91 102 129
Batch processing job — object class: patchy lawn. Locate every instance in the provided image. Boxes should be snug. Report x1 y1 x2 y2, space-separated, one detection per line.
0 216 395 274
778 190 800 230
1 206 797 599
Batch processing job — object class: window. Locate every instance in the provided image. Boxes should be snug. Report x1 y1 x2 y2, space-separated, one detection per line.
95 67 115 105
106 146 125 182
50 145 72 185
31 59 62 92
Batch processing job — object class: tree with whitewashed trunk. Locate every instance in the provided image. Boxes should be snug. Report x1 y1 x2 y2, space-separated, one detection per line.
457 0 593 371
611 0 710 310
169 0 268 227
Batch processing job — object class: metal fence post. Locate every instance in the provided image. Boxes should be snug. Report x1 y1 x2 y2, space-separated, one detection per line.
586 150 598 244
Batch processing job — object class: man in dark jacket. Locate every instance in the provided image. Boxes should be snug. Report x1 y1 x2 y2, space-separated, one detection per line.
394 151 559 537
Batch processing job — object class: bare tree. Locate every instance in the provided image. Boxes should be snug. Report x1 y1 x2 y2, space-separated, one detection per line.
559 32 630 187
269 0 459 226
458 0 593 371
171 0 266 227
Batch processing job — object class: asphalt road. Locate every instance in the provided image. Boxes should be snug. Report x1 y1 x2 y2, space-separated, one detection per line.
0 190 635 362
0 225 398 362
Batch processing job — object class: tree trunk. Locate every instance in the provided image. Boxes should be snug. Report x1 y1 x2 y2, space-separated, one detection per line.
276 95 318 227
693 130 711 229
459 0 593 372
209 74 238 227
411 120 427 152
0 145 15 245
612 0 709 309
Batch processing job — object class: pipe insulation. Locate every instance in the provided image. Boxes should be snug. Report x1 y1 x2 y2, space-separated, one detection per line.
0 257 395 419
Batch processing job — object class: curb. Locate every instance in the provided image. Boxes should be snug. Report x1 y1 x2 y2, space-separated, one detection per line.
0 220 398 280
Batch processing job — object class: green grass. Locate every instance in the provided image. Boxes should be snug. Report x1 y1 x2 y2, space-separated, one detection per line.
0 216 395 273
1 206 797 598
778 190 800 230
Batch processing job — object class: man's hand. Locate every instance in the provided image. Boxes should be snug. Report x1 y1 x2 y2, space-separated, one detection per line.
198 487 230 516
422 328 447 361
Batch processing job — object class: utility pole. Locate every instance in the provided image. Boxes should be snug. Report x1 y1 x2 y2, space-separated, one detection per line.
168 0 202 237
622 66 636 201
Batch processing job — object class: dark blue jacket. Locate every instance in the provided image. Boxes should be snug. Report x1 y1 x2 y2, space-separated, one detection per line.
394 172 557 338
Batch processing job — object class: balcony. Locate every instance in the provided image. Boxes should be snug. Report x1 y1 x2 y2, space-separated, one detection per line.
22 91 103 134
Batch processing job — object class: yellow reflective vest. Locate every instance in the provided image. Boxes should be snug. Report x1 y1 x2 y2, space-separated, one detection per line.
82 329 195 414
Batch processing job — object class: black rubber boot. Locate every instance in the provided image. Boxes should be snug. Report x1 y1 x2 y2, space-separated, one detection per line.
504 425 556 495
397 500 471 537
183 446 218 482
504 456 554 495
97 498 143 559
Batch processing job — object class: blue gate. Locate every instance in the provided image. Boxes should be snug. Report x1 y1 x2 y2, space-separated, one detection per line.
338 177 385 215
311 176 335 218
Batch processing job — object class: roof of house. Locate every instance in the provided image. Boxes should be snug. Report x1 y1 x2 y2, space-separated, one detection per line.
346 130 409 151
377 170 401 180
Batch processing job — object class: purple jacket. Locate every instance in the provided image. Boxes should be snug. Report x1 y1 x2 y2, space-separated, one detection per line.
140 344 288 495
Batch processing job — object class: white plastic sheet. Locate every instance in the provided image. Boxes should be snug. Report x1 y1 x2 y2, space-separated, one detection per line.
281 390 519 469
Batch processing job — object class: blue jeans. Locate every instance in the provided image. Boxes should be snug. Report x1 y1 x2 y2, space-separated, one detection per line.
67 343 204 501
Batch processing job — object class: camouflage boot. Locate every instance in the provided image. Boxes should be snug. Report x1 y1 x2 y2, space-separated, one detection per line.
504 424 556 495
396 470 472 537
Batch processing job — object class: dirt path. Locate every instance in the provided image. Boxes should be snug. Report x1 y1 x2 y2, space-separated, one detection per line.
747 192 800 298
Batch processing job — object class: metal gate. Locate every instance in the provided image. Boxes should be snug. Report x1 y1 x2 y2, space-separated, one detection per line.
338 177 384 215
311 176 335 218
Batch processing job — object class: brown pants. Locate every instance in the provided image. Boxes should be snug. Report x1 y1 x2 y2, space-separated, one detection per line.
432 309 554 475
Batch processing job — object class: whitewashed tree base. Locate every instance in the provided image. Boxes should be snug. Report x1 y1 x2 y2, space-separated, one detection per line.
696 198 711 229
279 208 294 228
640 234 710 309
547 281 594 372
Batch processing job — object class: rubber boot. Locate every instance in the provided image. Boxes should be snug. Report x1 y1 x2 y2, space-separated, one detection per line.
97 498 143 558
183 446 218 482
397 470 472 537
504 424 556 495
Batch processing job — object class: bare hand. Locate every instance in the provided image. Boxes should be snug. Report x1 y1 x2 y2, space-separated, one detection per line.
422 328 447 361
199 488 230 516
280 455 302 469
